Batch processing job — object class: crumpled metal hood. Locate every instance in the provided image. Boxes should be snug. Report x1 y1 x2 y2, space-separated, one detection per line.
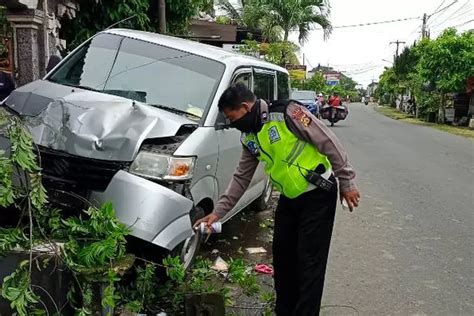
4 80 197 161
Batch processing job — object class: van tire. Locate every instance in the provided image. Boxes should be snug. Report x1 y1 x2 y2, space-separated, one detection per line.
253 178 273 212
171 206 205 271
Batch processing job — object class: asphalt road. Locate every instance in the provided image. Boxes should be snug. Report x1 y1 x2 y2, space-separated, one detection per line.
322 103 474 315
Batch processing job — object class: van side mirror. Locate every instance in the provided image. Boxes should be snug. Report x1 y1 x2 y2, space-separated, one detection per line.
215 121 230 130
46 55 62 73
215 112 230 130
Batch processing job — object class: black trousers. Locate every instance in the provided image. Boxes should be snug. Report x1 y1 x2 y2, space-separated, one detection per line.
273 178 338 316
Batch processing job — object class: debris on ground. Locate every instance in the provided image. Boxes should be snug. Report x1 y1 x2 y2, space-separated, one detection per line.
246 247 267 254
211 256 229 272
211 249 219 255
232 236 239 240
255 264 273 275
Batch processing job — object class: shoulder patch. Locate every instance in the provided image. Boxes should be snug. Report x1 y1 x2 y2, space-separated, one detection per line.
291 107 312 127
246 140 259 155
268 126 281 143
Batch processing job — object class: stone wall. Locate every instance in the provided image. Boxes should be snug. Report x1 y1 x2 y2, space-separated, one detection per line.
5 0 79 86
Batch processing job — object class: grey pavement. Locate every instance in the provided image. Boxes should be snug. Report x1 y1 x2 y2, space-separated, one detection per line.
323 103 474 315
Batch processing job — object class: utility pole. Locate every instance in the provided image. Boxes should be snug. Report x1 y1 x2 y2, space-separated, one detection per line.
421 13 427 39
158 0 166 34
390 40 406 57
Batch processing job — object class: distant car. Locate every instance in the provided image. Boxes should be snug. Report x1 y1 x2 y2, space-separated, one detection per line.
291 90 319 117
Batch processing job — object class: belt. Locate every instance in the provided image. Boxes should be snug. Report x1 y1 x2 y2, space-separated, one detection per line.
305 167 333 192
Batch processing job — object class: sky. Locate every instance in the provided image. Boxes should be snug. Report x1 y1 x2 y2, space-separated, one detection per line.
288 0 473 87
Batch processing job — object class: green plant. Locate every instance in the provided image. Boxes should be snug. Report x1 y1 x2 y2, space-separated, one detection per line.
60 0 152 52
1 261 42 316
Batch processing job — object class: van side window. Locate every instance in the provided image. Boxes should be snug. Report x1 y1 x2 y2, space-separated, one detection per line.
215 71 251 126
277 71 289 99
234 72 251 88
254 72 275 101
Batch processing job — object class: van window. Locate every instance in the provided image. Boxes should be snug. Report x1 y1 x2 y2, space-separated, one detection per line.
277 71 290 99
215 71 252 126
234 72 251 88
253 71 275 101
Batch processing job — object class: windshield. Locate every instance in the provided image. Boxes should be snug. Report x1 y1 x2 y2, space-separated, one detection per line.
291 90 316 100
48 33 225 119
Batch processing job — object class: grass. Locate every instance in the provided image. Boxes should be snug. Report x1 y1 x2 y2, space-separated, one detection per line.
374 105 474 139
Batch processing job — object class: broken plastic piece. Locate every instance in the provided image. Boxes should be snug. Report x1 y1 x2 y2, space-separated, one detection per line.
211 256 228 272
255 264 273 275
246 247 267 254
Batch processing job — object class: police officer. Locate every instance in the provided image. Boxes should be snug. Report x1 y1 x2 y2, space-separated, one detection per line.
195 83 360 315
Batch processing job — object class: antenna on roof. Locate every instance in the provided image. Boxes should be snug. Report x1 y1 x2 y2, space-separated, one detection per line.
105 15 138 30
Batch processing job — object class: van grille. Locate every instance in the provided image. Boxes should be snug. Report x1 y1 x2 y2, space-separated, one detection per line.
38 147 129 192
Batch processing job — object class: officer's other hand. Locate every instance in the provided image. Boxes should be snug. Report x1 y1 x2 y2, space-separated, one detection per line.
193 213 219 232
341 190 360 211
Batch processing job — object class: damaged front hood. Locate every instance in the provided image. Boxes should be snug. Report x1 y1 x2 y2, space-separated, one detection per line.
4 80 197 161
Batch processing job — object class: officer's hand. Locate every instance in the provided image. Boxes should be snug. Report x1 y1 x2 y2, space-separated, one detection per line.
193 213 219 232
341 190 360 211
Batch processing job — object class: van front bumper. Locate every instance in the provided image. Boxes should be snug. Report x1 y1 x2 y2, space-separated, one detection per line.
90 170 194 250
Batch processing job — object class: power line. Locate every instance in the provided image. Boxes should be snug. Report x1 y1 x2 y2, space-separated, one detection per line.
430 19 474 36
430 5 472 29
313 16 421 30
427 0 459 26
431 0 447 16
429 0 459 17
429 0 471 27
449 18 474 28
431 9 473 30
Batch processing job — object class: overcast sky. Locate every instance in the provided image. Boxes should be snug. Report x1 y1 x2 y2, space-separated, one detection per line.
288 0 473 87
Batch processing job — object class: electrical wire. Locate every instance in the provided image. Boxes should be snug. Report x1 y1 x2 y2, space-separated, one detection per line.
312 16 422 30
429 0 459 18
427 0 460 26
429 0 471 28
430 6 472 29
446 18 474 28
431 0 448 16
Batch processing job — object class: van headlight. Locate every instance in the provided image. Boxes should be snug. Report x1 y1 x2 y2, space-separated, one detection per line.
130 152 196 181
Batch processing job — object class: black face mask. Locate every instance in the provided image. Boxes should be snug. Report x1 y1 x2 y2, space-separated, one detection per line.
230 100 262 133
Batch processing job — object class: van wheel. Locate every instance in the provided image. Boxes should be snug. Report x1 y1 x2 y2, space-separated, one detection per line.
253 178 273 212
171 206 204 271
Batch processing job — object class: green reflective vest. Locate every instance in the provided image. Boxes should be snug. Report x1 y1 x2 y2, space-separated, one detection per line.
241 108 331 199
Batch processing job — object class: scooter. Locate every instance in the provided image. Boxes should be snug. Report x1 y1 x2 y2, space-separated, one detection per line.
320 105 348 126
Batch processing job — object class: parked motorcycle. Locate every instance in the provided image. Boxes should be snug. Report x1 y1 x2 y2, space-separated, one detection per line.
320 105 348 126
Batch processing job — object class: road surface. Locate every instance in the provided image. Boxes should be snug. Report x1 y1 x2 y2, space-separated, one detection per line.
323 103 474 315
202 103 474 315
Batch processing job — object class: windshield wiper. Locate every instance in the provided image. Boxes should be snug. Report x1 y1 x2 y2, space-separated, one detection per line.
48 79 100 92
149 104 201 119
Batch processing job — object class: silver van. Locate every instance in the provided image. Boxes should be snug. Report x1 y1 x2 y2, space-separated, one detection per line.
1 29 290 268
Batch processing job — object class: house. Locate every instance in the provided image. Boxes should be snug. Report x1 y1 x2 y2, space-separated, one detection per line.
2 0 79 86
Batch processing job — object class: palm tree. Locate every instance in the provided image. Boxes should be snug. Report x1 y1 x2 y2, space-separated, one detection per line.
218 0 282 42
266 0 332 43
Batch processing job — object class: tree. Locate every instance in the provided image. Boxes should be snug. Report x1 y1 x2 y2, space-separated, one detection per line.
217 0 282 42
304 71 326 92
60 0 210 52
60 0 152 52
239 39 299 66
376 67 398 106
166 0 211 35
415 28 474 122
265 0 332 43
